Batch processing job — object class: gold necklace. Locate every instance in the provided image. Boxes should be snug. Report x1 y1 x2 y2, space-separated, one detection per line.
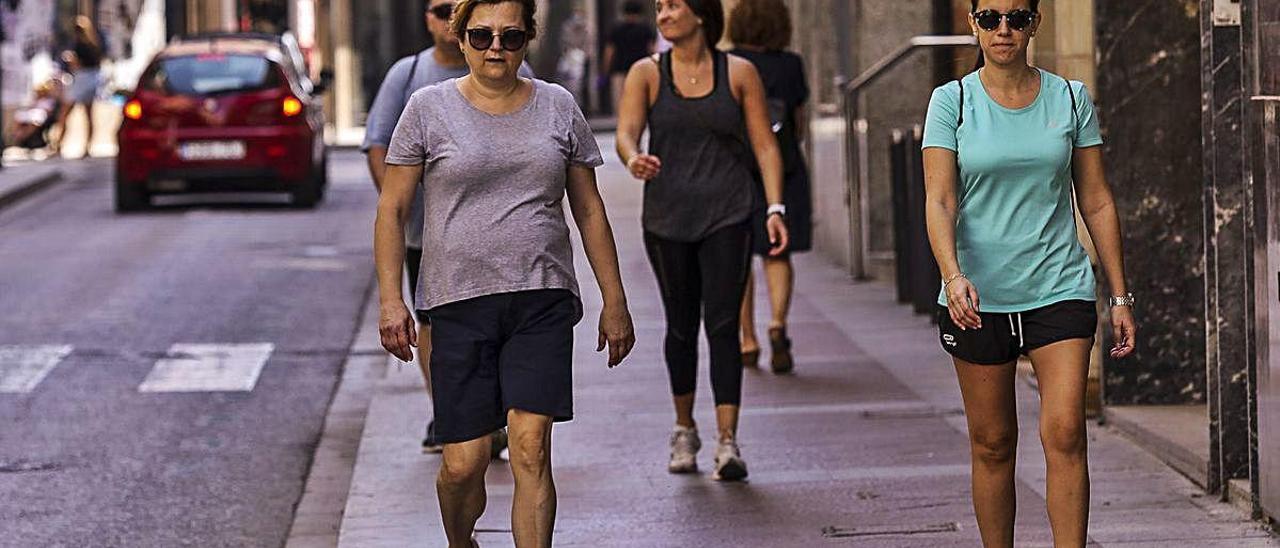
680 55 709 85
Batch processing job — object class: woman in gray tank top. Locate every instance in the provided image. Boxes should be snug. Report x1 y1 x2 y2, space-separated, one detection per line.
615 0 789 482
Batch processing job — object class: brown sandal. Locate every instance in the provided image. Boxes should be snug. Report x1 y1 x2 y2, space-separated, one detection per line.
741 348 760 368
769 327 794 374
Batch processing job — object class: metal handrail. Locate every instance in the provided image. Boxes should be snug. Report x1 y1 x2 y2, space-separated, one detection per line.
841 35 978 279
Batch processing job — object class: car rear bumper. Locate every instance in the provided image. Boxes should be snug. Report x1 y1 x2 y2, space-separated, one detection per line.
117 127 319 187
138 167 301 194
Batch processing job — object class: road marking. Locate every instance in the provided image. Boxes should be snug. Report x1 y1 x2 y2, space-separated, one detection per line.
0 345 73 393
139 343 274 393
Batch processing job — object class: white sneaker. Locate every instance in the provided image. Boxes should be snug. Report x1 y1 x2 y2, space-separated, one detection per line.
713 437 748 481
668 425 701 474
491 428 509 461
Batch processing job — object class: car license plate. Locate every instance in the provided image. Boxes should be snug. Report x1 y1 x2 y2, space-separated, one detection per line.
179 141 246 161
150 179 186 192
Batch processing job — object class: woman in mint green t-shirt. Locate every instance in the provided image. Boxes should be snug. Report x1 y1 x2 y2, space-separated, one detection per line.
922 1 1137 546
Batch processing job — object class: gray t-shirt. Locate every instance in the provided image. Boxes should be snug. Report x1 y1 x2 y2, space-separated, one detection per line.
385 78 604 311
363 48 532 248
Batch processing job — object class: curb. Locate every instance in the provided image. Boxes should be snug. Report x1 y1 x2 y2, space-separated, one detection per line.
284 277 387 548
1103 406 1209 489
0 169 64 212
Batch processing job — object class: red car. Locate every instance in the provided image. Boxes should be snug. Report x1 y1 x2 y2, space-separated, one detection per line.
116 33 328 211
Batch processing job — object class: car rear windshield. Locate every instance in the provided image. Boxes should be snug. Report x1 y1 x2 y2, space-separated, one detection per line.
145 54 281 95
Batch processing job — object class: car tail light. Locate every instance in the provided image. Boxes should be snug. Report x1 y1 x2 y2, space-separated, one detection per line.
124 99 143 120
282 97 304 117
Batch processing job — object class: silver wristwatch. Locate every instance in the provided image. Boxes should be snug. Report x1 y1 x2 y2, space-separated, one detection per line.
1108 293 1135 308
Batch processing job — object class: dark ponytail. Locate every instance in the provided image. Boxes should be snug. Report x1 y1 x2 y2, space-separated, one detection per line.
969 0 1039 71
684 0 725 51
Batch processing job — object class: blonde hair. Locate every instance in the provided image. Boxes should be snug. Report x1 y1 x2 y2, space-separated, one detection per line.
450 0 539 40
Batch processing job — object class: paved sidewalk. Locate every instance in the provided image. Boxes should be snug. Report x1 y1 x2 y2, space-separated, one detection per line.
0 162 63 211
0 98 122 209
332 135 1278 547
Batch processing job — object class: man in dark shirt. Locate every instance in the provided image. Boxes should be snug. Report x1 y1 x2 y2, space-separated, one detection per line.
602 1 655 114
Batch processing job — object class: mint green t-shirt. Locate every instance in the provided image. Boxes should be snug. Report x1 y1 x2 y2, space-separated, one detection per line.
922 69 1103 313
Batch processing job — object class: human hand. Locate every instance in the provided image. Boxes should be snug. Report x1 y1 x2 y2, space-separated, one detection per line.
597 302 636 368
626 154 662 180
766 214 789 256
1109 305 1137 359
378 302 418 362
945 276 982 330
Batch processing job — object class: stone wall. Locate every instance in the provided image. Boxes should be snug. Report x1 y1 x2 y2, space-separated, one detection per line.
783 0 943 277
1095 1 1206 405
855 0 939 280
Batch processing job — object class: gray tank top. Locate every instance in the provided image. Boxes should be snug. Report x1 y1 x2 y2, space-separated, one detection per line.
643 50 756 241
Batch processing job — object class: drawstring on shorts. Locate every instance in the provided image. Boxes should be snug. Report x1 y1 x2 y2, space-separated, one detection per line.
1007 313 1025 350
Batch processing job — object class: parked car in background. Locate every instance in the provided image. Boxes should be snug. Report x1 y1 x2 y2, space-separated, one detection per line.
115 32 328 211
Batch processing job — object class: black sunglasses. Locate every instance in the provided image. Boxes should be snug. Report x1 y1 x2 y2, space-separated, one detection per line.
972 9 1036 32
428 3 454 20
465 28 529 52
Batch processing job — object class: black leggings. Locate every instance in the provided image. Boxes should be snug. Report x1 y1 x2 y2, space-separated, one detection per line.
643 222 752 406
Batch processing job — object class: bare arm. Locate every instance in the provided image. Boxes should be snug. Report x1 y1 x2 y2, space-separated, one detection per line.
1072 146 1136 357
565 165 635 367
615 59 662 180
365 146 388 192
734 57 789 254
374 164 422 361
923 147 981 329
601 44 616 76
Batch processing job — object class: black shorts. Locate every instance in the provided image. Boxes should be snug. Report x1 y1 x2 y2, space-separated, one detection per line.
937 299 1098 365
425 289 581 444
404 247 429 324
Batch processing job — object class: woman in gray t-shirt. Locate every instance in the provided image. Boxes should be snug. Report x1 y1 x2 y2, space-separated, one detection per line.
373 1 636 545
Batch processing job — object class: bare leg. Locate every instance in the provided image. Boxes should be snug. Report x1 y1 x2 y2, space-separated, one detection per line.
54 102 73 153
508 409 556 548
437 436 492 548
954 359 1018 548
761 256 794 330
8 123 36 147
1027 339 1092 548
83 102 94 156
739 268 759 356
715 404 739 443
673 393 695 428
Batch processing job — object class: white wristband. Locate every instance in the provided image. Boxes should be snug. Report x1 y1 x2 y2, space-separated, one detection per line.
767 203 787 217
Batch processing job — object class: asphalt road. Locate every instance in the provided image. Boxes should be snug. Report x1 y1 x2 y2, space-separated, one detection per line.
0 152 377 547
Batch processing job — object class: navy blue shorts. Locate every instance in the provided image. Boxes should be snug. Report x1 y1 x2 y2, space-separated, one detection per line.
425 289 581 444
937 299 1097 365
